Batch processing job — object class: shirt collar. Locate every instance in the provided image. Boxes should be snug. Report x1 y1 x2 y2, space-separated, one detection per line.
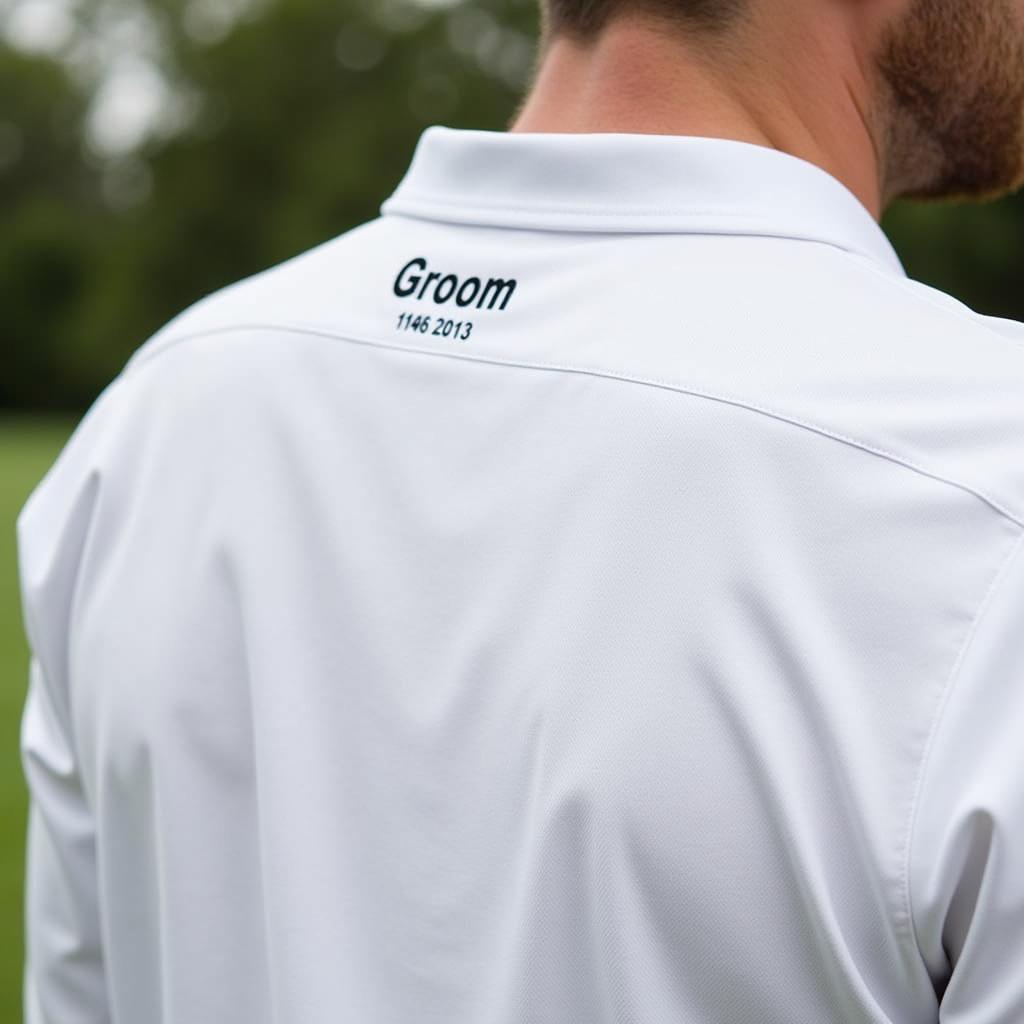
380 125 906 277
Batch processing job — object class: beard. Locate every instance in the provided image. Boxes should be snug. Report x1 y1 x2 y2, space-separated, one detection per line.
874 0 1024 203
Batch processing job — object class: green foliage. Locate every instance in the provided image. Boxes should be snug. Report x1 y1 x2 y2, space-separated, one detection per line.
0 46 106 409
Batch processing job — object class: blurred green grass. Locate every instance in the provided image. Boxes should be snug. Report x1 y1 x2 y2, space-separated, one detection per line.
0 415 78 1019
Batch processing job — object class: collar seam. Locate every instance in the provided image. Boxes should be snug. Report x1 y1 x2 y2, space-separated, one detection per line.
382 204 899 271
386 193 816 219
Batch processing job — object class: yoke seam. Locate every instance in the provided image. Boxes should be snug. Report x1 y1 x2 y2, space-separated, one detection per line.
123 320 1024 529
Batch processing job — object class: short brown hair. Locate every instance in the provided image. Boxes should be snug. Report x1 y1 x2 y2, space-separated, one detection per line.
542 0 747 44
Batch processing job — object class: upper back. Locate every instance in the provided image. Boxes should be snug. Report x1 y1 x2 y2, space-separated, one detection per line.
18 126 1024 1024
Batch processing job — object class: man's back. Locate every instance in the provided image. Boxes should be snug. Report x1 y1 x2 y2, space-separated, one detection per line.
18 127 1024 1023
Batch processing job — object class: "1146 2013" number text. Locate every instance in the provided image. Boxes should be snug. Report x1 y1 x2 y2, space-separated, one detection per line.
395 311 473 341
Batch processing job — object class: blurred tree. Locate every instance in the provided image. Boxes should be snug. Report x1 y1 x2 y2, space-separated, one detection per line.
0 44 106 409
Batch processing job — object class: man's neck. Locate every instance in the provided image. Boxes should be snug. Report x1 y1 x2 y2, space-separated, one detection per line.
509 12 886 220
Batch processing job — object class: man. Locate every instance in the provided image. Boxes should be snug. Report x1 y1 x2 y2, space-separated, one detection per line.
17 0 1024 1020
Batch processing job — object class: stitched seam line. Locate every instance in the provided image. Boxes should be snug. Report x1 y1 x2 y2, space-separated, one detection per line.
385 194 815 218
383 208 883 263
123 321 1024 529
382 193 899 266
900 528 1024 965
385 205 865 244
379 202 903 270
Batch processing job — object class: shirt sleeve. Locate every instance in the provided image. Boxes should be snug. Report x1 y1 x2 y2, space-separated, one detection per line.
17 375 129 1024
908 529 1024 1021
21 656 109 1023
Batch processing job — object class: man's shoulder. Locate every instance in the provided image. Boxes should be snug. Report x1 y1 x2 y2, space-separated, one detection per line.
16 222 384 534
870 266 1024 350
763 246 1024 523
739 239 1024 364
121 217 389 376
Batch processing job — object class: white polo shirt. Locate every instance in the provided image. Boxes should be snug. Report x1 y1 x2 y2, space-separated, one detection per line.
18 125 1024 1024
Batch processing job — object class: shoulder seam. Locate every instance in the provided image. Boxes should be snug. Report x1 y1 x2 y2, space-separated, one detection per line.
124 320 1024 528
900 527 1024 973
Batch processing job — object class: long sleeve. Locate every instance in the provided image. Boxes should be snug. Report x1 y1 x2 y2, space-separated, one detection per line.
21 655 109 1023
908 529 1024 1021
17 376 127 1024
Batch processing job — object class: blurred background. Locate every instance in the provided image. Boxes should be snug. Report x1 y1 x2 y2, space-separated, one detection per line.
1 0 1023 1011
